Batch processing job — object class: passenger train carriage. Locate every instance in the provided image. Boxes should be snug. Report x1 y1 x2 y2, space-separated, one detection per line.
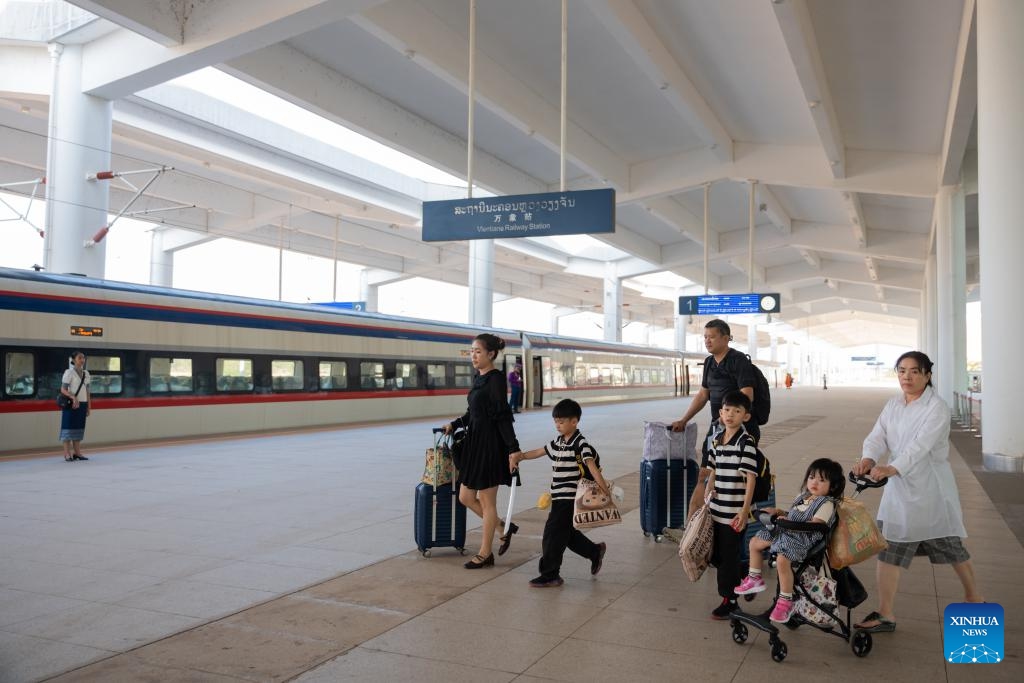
0 267 707 454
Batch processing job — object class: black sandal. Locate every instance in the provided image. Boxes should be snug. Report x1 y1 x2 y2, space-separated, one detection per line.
464 553 494 569
497 522 519 556
854 611 896 633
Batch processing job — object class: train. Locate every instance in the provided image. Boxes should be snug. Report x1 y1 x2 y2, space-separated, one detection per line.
0 267 714 455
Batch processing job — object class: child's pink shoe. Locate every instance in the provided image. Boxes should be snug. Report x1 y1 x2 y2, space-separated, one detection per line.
735 574 766 595
769 596 795 624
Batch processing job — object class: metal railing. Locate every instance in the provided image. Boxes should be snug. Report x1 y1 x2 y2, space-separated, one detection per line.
953 391 982 439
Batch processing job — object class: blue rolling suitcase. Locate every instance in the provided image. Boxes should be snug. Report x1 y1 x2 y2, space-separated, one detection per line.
413 430 466 557
414 481 467 556
640 421 699 542
640 458 698 542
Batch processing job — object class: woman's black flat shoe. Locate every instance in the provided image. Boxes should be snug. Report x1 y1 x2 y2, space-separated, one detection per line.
63 455 73 462
72 454 88 461
464 553 494 569
497 522 519 556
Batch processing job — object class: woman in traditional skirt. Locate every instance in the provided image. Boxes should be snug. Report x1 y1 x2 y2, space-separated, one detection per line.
59 351 92 461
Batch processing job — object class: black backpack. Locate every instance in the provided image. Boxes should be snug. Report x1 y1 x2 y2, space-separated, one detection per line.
746 356 771 425
752 447 773 503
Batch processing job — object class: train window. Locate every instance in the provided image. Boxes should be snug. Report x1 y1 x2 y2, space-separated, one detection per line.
393 362 419 389
216 358 253 392
272 359 304 391
360 362 385 389
557 363 573 388
641 368 651 384
575 365 587 386
87 355 123 395
454 364 473 388
426 363 446 389
4 351 35 396
600 367 612 385
149 358 193 393
612 366 624 385
632 367 642 385
588 366 601 385
319 361 348 390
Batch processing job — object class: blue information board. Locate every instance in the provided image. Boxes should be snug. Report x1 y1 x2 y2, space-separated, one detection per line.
315 301 366 311
422 188 615 242
678 293 781 316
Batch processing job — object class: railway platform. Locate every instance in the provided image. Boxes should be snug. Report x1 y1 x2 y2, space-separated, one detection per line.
0 387 1020 682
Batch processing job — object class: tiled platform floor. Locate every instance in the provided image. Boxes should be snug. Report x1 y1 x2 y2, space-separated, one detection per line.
1 387 1019 682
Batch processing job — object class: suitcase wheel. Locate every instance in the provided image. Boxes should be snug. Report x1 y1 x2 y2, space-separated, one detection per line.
422 549 431 558
643 531 651 538
456 547 466 554
654 534 664 543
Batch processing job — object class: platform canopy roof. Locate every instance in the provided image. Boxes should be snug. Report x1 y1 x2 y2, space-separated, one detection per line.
0 0 980 348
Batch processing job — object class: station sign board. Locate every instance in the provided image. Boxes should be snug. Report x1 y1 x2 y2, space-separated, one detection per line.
851 356 876 362
422 188 615 242
678 293 780 316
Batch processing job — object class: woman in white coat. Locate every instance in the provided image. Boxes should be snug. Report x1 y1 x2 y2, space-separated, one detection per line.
852 351 983 632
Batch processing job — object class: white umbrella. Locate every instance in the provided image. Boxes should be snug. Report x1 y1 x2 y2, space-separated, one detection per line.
504 469 521 536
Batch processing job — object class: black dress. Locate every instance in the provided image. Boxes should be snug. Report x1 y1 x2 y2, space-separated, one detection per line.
453 368 520 490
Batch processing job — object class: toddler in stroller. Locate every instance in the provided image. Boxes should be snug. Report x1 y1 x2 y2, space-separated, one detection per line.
729 465 887 662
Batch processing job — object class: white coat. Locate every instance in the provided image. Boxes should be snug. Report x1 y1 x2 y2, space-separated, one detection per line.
861 386 967 543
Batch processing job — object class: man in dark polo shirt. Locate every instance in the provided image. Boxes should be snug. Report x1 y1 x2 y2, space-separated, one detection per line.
671 319 760 513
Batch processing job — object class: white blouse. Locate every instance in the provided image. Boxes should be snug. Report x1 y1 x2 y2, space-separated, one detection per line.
61 368 91 399
861 386 966 542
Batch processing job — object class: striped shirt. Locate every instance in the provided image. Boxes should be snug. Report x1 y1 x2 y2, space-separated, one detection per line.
545 430 598 501
707 427 758 524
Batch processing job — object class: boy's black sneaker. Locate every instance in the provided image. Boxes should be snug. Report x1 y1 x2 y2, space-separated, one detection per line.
529 575 564 588
710 598 738 620
590 542 607 576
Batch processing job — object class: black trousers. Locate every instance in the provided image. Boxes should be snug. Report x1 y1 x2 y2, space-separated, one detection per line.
710 520 744 599
539 499 599 579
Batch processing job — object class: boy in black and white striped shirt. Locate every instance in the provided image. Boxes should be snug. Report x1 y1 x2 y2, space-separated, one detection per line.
510 399 609 587
705 390 758 619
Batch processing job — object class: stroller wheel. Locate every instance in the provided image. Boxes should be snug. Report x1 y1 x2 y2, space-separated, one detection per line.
851 630 873 657
771 640 788 662
731 622 748 644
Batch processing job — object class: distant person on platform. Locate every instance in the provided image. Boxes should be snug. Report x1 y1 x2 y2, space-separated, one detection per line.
823 373 828 390
671 319 759 513
785 372 793 389
508 363 523 414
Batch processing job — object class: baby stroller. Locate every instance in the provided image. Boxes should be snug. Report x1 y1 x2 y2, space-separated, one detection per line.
729 472 887 662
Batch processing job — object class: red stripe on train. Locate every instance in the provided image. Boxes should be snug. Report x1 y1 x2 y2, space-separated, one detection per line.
0 389 468 413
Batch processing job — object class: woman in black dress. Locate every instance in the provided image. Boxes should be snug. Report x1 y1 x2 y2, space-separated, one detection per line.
445 333 522 568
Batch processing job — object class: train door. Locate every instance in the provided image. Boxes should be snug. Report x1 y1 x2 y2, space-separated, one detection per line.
531 356 544 407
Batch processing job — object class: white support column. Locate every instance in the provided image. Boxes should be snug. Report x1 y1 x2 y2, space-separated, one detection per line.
148 228 173 287
549 305 575 335
977 0 1024 471
770 333 778 364
674 314 686 352
43 44 113 278
468 239 494 327
359 270 380 313
934 185 955 405
747 323 757 360
603 261 622 343
924 253 938 359
951 187 968 395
